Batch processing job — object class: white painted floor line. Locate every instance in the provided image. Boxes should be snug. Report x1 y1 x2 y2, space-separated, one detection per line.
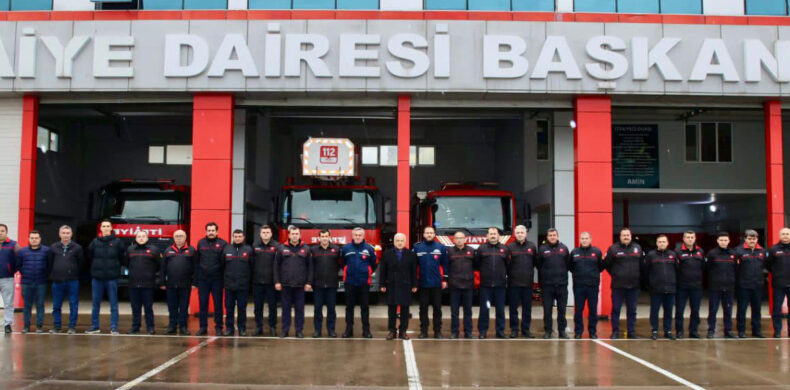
402 339 423 390
115 337 218 390
593 339 706 390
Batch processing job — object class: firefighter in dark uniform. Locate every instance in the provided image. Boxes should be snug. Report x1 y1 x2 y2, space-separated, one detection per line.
447 230 476 339
310 229 341 338
196 222 228 336
507 225 538 339
274 227 313 338
767 227 790 338
252 225 280 337
536 228 571 339
413 226 448 339
379 233 418 340
123 231 160 335
706 232 737 339
475 227 510 339
604 227 644 339
222 229 254 336
340 227 378 339
569 231 604 339
675 230 705 339
159 230 196 336
643 234 678 340
735 229 767 338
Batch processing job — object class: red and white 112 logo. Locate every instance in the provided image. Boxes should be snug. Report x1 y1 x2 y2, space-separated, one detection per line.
320 145 338 164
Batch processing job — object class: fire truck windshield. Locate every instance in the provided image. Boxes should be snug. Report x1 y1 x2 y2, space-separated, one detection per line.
281 189 378 227
104 193 183 223
432 196 513 233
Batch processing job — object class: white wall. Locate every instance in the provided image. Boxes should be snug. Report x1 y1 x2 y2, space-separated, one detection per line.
552 110 575 310
228 0 247 9
380 0 422 10
232 108 245 231
556 0 574 12
702 0 745 15
0 98 23 239
53 0 94 11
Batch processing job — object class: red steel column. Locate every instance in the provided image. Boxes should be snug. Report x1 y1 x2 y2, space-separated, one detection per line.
765 100 786 314
573 96 613 317
189 94 234 314
397 95 411 241
15 95 39 309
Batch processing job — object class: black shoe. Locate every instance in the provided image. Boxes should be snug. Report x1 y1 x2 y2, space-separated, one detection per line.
676 331 684 339
253 328 264 337
707 330 716 339
689 332 700 339
224 329 235 337
215 328 224 336
362 332 372 339
478 333 487 339
418 332 428 339
434 332 443 339
464 332 473 339
665 332 676 340
328 331 337 338
280 331 288 338
127 328 140 335
239 330 247 337
724 332 737 339
495 331 506 339
559 332 569 339
590 333 598 339
522 331 535 339
753 332 766 338
166 327 177 335
296 332 304 339
4 325 11 334
21 327 29 334
342 330 353 338
651 331 658 340
450 332 459 339
386 331 396 340
775 331 782 338
543 332 552 339
147 328 155 335
610 332 619 339
574 333 582 339
269 328 277 337
180 327 190 336
509 331 518 339
312 331 321 338
627 332 638 339
738 332 746 338
196 328 207 336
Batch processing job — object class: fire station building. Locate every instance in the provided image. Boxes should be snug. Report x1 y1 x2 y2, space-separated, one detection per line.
1 0 790 313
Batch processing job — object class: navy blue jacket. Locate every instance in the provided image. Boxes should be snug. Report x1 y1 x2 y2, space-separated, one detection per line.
604 242 644 289
49 241 85 282
536 241 571 286
474 242 510 288
413 240 448 288
675 243 705 289
196 237 227 281
340 241 378 287
642 249 679 294
569 245 604 287
507 240 538 287
0 238 18 278
159 244 197 288
706 246 737 292
767 242 790 288
88 234 126 281
16 245 51 285
735 244 767 290
274 241 312 288
223 243 254 290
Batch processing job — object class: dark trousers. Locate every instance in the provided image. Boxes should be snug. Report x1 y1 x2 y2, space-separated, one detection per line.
450 288 473 335
419 287 442 333
478 286 506 334
166 287 190 328
675 287 702 334
281 286 305 334
649 293 675 333
542 284 568 333
708 290 734 333
198 279 223 330
21 283 46 328
129 287 155 331
772 286 790 334
253 283 278 330
224 289 248 331
736 287 762 334
345 284 370 333
573 284 599 335
509 286 533 334
388 304 410 334
313 287 337 334
51 280 79 329
611 288 639 334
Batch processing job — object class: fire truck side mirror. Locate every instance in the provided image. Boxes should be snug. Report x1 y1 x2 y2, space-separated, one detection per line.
383 198 393 224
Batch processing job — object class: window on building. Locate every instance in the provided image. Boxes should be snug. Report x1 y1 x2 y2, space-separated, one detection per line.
745 0 788 15
468 0 509 10
686 122 733 163
536 120 550 161
292 0 335 8
618 0 658 12
10 0 53 10
337 0 378 9
425 0 467 10
660 0 702 14
141 0 181 10
512 0 555 11
574 0 616 12
148 146 165 164
183 0 226 9
248 0 291 9
37 126 59 153
361 146 378 165
362 145 435 167
418 146 436 166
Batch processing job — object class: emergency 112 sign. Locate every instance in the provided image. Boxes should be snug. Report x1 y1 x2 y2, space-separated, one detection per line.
302 138 356 177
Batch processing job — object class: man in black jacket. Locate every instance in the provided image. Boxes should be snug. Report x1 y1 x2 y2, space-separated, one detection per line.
570 231 604 339
223 229 254 336
275 227 313 338
160 230 196 336
124 231 160 335
380 233 418 340
706 232 737 339
252 225 279 336
767 227 790 338
49 225 84 334
604 227 644 339
643 235 678 340
196 222 227 336
507 225 537 339
475 227 509 339
86 220 126 334
735 229 767 338
537 228 571 339
310 229 341 338
447 230 475 339
675 230 705 339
